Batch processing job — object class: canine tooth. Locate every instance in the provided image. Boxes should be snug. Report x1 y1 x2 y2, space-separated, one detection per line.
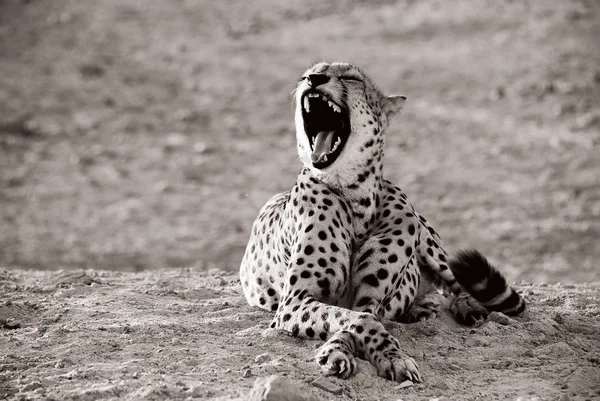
322 154 328 162
304 97 310 112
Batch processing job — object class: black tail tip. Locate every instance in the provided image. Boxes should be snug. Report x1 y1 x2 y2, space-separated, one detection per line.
449 249 526 316
449 249 497 286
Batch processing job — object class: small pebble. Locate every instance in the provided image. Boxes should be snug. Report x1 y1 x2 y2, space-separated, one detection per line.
395 380 414 390
243 369 253 378
488 311 516 326
255 353 272 364
312 375 343 395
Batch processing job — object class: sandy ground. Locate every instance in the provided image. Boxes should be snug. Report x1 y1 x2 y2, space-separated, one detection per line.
1 0 599 283
1 1 600 400
1 268 599 401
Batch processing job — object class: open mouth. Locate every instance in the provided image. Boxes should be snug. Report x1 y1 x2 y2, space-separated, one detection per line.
301 90 351 169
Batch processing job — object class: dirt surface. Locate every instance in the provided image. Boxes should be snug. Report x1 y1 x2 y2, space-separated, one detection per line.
1 1 600 400
1 268 599 401
1 0 599 283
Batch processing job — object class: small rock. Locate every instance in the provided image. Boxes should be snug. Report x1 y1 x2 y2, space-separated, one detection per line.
311 376 343 395
62 369 78 379
488 311 516 326
193 141 209 153
1 318 21 329
164 133 187 150
248 375 322 401
489 86 505 101
255 353 272 364
395 380 414 390
243 369 253 378
22 381 43 392
54 358 73 368
431 380 450 390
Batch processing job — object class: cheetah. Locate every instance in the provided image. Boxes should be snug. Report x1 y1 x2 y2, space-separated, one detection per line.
240 62 526 382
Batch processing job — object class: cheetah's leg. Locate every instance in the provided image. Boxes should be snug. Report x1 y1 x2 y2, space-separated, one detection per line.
395 266 446 323
344 225 423 380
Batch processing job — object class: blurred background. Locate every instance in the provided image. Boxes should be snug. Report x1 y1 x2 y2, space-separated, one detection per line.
0 0 598 283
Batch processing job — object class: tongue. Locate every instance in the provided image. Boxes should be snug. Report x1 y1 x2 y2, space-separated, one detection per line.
311 130 335 163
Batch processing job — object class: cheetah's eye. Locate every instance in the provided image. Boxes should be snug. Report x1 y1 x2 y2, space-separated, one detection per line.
339 76 362 83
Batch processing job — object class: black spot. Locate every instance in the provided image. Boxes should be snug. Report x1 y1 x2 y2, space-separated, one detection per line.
356 297 371 307
377 269 389 280
301 271 311 279
427 247 434 256
301 312 310 322
305 224 314 233
318 258 327 267
283 314 291 322
406 246 413 257
408 224 415 235
297 257 304 265
291 324 300 337
271 303 278 311
305 245 314 255
323 199 333 206
306 327 315 338
267 288 276 296
319 332 327 340
317 278 330 289
318 231 327 240
358 249 374 265
363 274 379 287
290 275 297 285
379 238 392 246
388 254 398 263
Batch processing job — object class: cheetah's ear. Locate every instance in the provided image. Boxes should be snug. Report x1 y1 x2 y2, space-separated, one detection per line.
382 95 406 120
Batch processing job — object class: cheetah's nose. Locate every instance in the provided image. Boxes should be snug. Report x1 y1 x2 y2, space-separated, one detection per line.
307 74 330 88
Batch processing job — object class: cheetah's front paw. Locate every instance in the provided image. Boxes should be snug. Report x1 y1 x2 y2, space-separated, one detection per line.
316 341 357 379
374 351 422 383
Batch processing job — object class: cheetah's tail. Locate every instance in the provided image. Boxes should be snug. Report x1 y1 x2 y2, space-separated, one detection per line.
449 249 526 316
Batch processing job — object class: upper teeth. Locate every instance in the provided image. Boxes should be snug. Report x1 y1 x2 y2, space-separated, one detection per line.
328 101 341 113
303 93 342 113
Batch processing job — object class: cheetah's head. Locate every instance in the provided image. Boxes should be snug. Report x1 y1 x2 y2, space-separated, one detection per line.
294 62 406 185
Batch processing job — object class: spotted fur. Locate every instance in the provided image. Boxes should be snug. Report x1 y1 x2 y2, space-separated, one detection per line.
240 62 525 382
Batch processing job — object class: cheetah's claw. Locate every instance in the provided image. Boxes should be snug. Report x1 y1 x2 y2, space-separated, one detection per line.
316 346 357 379
376 353 422 383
